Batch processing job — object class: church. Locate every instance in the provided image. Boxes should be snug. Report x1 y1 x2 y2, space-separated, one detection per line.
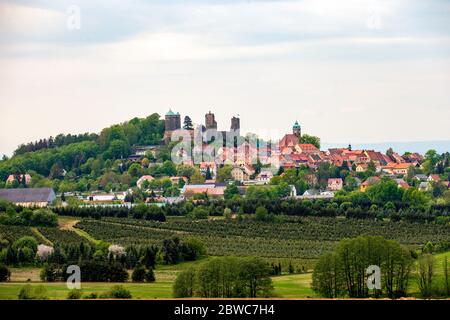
279 120 301 150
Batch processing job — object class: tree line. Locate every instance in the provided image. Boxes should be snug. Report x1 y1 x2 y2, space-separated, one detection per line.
312 236 450 298
173 256 273 298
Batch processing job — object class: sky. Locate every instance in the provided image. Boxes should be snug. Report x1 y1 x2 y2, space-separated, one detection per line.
0 0 450 156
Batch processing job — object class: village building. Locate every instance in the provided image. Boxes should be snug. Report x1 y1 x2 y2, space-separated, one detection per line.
392 163 415 175
360 176 381 192
231 166 249 182
394 179 410 189
256 170 274 183
428 174 441 183
0 188 56 207
136 175 155 189
327 178 343 191
6 174 32 186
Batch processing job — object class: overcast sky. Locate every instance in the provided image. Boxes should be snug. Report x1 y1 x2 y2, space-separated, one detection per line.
1 0 449 156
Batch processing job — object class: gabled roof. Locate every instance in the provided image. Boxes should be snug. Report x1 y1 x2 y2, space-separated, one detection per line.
0 188 55 203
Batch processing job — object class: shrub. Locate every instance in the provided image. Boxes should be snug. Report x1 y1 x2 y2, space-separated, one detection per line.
131 265 146 282
67 289 83 300
0 264 11 282
30 209 58 227
102 285 132 299
190 206 209 219
83 292 98 299
12 236 38 253
145 268 155 282
40 264 62 282
181 238 206 261
18 285 48 300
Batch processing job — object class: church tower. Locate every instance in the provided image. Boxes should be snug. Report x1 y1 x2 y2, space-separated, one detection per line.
293 120 301 138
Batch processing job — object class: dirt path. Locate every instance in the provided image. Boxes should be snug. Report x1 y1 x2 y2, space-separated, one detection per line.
57 216 100 244
31 227 52 246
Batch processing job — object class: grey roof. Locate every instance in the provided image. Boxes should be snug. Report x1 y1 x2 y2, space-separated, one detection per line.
303 189 320 195
0 188 56 203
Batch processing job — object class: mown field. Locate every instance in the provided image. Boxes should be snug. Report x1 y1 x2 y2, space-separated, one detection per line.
0 258 315 299
1 252 449 299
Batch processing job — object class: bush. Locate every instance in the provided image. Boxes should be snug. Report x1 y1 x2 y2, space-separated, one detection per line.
145 268 155 282
181 238 206 261
12 236 38 253
30 209 58 227
190 206 209 219
18 285 48 300
0 264 11 282
101 285 132 299
40 264 62 282
83 292 98 299
131 265 146 282
67 289 83 300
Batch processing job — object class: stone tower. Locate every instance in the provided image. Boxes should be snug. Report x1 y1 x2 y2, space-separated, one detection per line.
230 116 240 132
164 109 181 142
293 120 301 138
205 111 217 130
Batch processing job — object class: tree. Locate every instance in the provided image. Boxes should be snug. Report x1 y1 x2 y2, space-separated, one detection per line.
312 236 413 298
205 167 212 180
430 181 445 198
189 206 209 219
173 257 273 298
424 149 439 166
190 170 205 184
312 253 343 298
141 246 158 269
255 206 273 222
131 265 146 282
181 238 206 261
183 116 194 130
366 179 404 204
344 176 358 192
0 265 10 282
107 139 130 159
216 165 233 182
173 267 196 298
224 183 239 200
299 134 320 149
162 237 182 265
417 254 435 297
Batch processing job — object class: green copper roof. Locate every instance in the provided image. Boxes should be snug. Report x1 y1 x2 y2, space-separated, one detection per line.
166 109 176 116
293 120 301 129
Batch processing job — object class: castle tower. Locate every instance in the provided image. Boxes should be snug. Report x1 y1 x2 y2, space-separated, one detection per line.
293 120 301 138
163 109 181 143
230 116 240 132
205 111 217 130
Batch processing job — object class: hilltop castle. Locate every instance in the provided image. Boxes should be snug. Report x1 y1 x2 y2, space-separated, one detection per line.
163 109 240 144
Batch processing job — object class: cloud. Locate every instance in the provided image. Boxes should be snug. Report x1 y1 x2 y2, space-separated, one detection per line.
0 0 450 155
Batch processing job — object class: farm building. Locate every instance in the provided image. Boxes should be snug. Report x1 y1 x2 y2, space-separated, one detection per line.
0 188 56 207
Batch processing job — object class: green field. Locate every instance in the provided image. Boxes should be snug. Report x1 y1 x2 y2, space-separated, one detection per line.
0 257 314 300
1 216 449 299
1 252 449 300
